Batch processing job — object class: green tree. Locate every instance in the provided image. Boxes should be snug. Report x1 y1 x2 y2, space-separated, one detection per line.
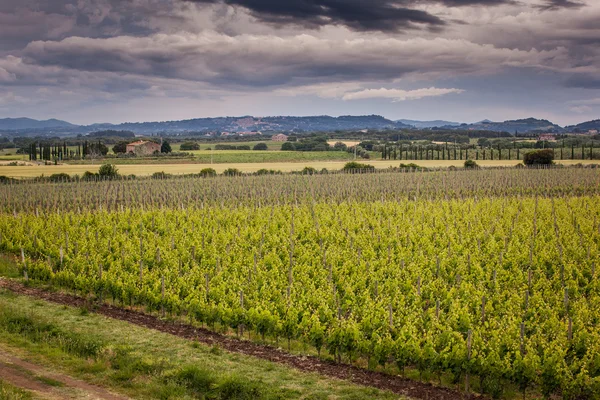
333 142 348 151
98 164 119 178
253 143 268 150
523 149 554 166
112 141 129 154
180 142 200 151
161 140 172 153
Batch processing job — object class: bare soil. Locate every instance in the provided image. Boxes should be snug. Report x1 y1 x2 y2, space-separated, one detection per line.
0 348 128 399
0 278 483 400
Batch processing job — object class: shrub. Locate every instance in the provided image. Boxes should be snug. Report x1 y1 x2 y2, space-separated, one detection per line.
152 171 172 179
253 143 268 151
180 142 200 151
98 164 119 178
281 142 296 151
255 169 279 176
0 175 17 184
523 149 554 166
199 168 217 177
48 173 71 182
223 168 242 176
82 171 100 181
464 159 479 169
399 163 426 171
342 161 375 172
301 166 317 175
215 144 251 151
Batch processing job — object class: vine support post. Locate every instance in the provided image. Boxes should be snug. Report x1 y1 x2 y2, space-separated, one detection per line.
466 329 472 393
139 260 143 285
520 322 525 355
481 296 486 324
161 275 165 318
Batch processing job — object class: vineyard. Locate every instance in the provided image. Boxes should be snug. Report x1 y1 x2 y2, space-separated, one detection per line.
1 168 600 398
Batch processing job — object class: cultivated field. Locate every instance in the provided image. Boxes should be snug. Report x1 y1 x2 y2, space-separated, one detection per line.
0 159 599 178
1 169 600 399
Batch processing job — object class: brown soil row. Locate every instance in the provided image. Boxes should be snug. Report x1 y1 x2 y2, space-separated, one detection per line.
0 278 482 400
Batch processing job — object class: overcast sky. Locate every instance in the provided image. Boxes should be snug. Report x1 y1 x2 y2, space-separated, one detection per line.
0 0 599 125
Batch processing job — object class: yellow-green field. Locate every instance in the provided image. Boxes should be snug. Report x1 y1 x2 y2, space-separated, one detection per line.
0 159 596 178
0 149 26 161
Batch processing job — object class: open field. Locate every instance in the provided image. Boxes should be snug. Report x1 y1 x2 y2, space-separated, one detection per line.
0 149 27 161
0 159 599 178
65 150 356 165
172 141 283 152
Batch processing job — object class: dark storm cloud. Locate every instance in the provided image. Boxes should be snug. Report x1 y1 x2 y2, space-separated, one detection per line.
538 0 585 10
184 0 520 32
186 0 447 31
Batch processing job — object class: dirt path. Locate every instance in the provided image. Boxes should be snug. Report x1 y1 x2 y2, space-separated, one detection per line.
0 278 482 400
0 348 128 399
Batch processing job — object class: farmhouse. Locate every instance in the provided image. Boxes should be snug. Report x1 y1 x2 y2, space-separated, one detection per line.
126 140 161 156
538 134 556 142
272 134 288 142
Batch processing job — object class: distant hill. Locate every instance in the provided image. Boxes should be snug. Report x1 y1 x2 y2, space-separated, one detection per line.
398 119 461 129
0 115 586 136
85 115 410 134
0 117 77 130
566 119 600 133
87 130 136 138
457 118 563 134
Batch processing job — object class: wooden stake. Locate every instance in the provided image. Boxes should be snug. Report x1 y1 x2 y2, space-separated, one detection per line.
161 275 165 317
481 296 486 323
466 330 472 393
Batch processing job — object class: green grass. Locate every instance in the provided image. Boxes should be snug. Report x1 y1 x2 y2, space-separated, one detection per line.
0 379 35 400
0 290 403 400
0 256 20 279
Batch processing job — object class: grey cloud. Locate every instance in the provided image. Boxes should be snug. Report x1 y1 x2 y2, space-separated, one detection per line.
0 0 165 51
0 55 154 93
21 33 570 89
